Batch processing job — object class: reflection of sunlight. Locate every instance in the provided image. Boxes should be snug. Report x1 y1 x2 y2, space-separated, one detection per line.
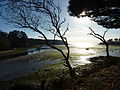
77 49 95 54
74 43 95 48
77 56 91 65
70 43 97 66
72 56 92 66
70 43 96 55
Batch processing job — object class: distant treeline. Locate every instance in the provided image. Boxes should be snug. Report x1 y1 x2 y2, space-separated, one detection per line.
0 30 63 51
28 38 64 45
99 38 120 45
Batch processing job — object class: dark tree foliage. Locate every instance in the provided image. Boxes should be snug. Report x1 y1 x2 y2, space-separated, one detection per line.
0 30 10 50
8 30 28 47
68 0 120 29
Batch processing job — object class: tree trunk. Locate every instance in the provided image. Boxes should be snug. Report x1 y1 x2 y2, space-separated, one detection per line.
65 57 76 78
105 42 109 57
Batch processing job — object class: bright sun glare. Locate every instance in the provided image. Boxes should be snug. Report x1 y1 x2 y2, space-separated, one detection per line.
74 42 95 48
80 11 86 16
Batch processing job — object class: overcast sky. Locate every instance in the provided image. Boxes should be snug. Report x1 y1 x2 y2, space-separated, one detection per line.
0 0 120 45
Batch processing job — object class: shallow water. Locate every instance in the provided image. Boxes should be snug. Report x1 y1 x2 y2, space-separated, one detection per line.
0 45 120 81
0 58 62 81
70 44 120 66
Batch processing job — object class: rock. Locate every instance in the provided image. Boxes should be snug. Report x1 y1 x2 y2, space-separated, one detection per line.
86 48 89 50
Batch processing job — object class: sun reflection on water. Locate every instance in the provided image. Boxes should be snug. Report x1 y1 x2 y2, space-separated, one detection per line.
71 56 92 68
73 42 96 48
71 43 97 55
76 49 96 55
70 43 97 66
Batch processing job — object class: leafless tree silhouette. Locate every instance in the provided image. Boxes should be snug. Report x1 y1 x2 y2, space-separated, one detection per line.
89 27 109 57
1 0 76 77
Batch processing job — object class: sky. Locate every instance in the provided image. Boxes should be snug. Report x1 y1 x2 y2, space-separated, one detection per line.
0 0 120 45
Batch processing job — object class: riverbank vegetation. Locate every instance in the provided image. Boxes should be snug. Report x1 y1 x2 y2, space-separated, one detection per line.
0 30 64 51
100 38 120 45
0 56 120 90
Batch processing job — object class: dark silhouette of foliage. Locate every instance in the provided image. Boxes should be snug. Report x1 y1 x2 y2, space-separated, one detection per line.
0 30 10 50
8 30 28 47
68 0 120 29
100 38 120 45
28 38 64 46
114 38 118 42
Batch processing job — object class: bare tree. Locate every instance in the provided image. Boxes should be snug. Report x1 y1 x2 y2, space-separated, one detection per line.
1 0 76 77
89 27 109 57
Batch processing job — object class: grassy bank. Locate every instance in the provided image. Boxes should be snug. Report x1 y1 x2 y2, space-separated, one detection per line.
0 46 41 60
0 56 120 90
0 44 98 61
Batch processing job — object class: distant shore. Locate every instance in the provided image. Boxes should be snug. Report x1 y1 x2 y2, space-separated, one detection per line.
99 42 120 45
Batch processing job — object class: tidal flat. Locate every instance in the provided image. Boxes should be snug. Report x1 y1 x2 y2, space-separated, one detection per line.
0 45 120 81
0 45 120 89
